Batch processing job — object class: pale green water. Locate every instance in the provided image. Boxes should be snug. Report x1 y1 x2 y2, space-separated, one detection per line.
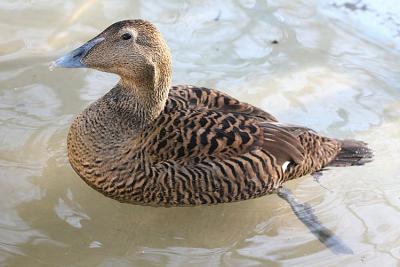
1 0 400 266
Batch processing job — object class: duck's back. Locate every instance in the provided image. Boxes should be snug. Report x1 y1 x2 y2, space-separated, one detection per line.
169 85 278 122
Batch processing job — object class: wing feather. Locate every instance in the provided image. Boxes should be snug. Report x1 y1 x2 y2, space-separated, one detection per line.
139 108 304 169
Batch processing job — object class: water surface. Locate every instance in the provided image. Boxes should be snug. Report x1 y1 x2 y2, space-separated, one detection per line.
1 0 400 266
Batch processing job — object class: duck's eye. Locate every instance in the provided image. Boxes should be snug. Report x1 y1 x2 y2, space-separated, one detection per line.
121 33 132 40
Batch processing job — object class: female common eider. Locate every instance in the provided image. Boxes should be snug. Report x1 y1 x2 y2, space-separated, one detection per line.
54 20 372 206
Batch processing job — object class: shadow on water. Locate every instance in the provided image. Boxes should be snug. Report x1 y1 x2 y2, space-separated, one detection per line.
278 187 353 255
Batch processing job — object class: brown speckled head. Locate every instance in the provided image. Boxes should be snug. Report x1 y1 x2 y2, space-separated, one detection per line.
83 20 172 90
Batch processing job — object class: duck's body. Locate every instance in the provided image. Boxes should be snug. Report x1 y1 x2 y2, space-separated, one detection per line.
57 20 372 206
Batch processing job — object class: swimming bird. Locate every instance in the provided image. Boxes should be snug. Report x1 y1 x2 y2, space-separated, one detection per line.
54 19 372 206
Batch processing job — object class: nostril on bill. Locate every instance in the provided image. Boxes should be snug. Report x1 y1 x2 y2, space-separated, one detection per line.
73 48 84 59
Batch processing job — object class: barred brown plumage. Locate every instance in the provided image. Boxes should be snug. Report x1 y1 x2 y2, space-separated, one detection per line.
55 19 373 206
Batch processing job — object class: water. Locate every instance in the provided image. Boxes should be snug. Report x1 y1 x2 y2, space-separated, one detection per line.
1 0 400 266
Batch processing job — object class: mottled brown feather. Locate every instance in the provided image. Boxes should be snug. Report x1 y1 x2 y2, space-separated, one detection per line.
170 85 278 122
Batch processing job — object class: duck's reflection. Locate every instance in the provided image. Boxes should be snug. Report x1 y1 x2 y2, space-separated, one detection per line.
278 187 353 255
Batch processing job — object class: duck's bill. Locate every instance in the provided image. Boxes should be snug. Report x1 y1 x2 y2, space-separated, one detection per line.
53 37 104 68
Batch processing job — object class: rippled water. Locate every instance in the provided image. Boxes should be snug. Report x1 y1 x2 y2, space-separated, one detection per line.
1 0 400 266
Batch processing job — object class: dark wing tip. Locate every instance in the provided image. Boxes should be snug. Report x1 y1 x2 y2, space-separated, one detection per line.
261 123 305 165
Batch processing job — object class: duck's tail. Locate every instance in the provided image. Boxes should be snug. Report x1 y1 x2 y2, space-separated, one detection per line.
328 140 373 167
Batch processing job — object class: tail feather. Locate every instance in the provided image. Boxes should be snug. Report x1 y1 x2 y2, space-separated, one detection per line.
328 140 373 167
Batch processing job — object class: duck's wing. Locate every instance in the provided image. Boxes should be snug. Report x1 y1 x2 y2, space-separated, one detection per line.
140 108 304 165
132 108 305 205
169 85 278 122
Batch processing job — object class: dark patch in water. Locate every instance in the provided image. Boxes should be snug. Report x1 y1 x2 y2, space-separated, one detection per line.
332 2 368 11
278 187 353 255
214 10 222 21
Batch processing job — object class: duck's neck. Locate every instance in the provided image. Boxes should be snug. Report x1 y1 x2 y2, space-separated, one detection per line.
111 70 171 130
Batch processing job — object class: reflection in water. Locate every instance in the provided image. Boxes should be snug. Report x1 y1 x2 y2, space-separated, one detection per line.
278 187 353 255
0 0 400 266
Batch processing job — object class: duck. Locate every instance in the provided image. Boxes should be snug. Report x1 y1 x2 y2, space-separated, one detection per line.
54 19 372 206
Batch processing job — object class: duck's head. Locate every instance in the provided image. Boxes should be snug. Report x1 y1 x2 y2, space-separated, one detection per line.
54 19 172 90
